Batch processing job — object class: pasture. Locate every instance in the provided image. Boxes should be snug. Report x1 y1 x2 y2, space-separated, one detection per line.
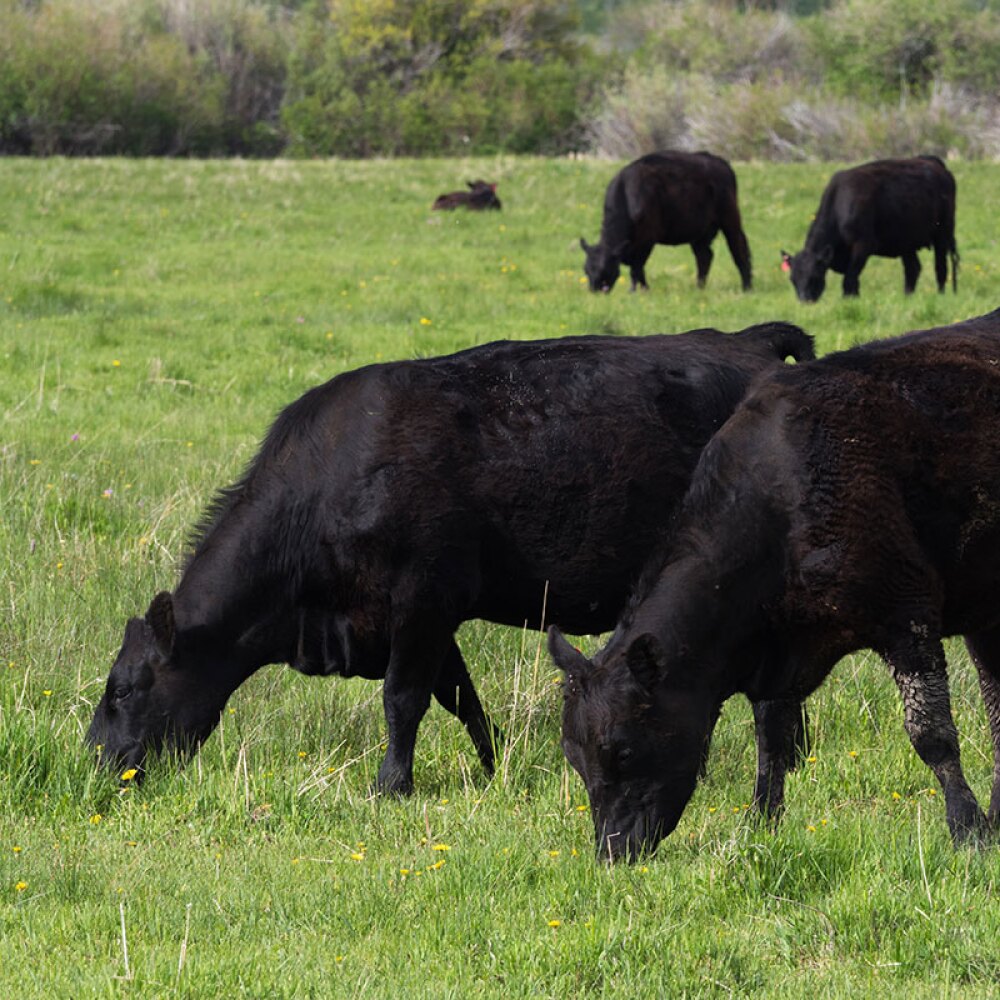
2 156 999 998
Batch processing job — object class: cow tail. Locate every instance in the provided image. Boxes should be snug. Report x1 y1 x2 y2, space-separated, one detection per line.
742 322 816 364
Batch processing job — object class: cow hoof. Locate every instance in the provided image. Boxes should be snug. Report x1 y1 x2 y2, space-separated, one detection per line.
948 804 990 846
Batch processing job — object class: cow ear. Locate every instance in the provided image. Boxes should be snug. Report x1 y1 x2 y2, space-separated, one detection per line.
547 626 591 694
466 180 476 190
625 633 665 691
145 591 176 660
579 237 591 253
780 250 792 273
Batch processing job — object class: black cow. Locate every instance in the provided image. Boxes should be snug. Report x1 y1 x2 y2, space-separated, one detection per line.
781 156 958 302
88 323 813 793
550 308 1000 861
432 180 502 211
580 151 753 293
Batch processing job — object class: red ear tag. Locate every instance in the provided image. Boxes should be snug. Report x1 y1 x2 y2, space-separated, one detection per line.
780 259 791 273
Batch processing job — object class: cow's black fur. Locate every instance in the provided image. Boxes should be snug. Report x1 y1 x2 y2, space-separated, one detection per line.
432 180 502 211
551 308 1000 861
781 156 958 302
88 323 813 792
580 151 753 293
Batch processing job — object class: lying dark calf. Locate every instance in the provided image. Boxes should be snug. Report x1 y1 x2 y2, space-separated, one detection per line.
550 307 1000 860
88 323 813 792
432 180 501 211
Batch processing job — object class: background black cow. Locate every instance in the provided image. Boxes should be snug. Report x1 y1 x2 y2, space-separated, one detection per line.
580 151 753 293
550 308 1000 861
781 155 958 301
88 323 812 795
432 179 502 211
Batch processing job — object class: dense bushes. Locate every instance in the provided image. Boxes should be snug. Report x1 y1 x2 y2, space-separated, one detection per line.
2 0 1000 159
588 0 1000 161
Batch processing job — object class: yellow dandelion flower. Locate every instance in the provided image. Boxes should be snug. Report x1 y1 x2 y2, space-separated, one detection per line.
848 750 858 758
350 852 365 862
419 317 432 326
335 956 345 963
548 919 561 928
112 360 121 368
42 690 52 697
15 881 27 892
431 843 451 852
806 755 817 764
400 868 411 876
121 769 138 781
89 814 102 825
892 791 901 800
807 825 817 833
575 804 588 812
927 788 937 796
297 751 308 759
547 850 560 859
12 846 22 854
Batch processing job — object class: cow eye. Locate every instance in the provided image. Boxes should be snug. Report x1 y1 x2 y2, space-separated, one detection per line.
112 685 132 704
617 747 634 768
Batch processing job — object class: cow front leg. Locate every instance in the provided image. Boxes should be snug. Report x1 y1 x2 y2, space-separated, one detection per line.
433 640 503 776
376 630 447 796
887 639 987 843
751 697 805 821
901 250 921 294
628 245 652 291
692 240 714 289
842 246 869 296
965 628 1000 826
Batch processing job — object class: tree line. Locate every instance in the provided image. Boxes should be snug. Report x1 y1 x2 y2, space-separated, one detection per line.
1 0 998 160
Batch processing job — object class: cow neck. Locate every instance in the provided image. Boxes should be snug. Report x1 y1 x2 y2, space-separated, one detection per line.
170 524 300 679
626 502 787 690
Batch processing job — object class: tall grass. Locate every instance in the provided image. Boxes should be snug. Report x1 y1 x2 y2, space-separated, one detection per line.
1 157 999 997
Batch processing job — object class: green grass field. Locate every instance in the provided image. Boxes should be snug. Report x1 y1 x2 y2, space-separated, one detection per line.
2 156 999 998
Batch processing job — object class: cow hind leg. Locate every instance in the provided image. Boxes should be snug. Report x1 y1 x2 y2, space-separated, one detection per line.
964 629 1000 827
902 250 921 294
691 240 714 288
433 640 503 776
887 638 987 844
933 241 949 292
720 216 753 291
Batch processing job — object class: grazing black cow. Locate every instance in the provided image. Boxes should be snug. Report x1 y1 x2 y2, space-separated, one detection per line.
580 151 753 293
87 323 813 793
781 156 958 302
432 180 502 211
550 307 1000 861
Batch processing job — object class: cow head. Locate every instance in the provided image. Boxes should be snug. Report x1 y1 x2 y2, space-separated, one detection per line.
548 626 715 862
781 247 831 303
87 593 229 778
580 237 622 293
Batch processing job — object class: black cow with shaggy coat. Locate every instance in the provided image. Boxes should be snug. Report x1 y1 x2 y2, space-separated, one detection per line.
550 308 1000 861
781 156 958 302
87 323 812 794
580 151 753 293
